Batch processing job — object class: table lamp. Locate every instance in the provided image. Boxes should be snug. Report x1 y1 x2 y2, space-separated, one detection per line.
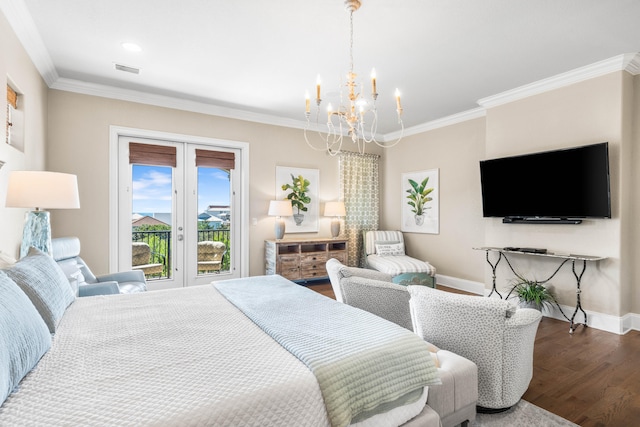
268 200 293 240
5 171 80 258
324 201 346 238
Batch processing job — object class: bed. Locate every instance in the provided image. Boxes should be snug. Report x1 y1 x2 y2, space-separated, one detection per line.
0 249 440 427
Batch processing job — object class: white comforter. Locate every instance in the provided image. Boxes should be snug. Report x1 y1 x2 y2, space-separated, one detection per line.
0 285 331 426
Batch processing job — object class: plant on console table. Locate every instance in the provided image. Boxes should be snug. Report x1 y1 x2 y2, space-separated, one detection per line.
406 177 434 226
281 173 311 226
506 273 558 312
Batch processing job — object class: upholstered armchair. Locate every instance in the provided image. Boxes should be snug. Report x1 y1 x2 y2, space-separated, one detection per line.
326 258 413 330
363 230 436 287
326 258 478 427
408 285 542 411
52 237 147 296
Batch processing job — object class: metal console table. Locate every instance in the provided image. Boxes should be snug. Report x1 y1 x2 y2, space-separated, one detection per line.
473 247 606 334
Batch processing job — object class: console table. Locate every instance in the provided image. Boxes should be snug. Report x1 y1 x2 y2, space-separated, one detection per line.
473 247 606 334
265 238 348 283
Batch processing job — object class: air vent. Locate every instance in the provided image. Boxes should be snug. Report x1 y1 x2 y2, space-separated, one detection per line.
114 63 140 74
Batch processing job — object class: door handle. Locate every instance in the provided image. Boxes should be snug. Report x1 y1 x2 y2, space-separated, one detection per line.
177 234 184 241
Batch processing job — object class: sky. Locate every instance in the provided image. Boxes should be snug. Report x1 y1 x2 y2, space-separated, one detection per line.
132 165 230 215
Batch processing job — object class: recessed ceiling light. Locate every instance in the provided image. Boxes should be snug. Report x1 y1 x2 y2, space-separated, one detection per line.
121 42 142 52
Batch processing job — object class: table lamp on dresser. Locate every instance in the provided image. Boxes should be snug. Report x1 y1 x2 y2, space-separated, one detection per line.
268 200 293 240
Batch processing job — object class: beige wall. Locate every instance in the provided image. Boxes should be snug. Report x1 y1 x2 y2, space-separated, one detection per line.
46 90 380 277
380 118 487 283
381 72 634 318
0 11 48 257
485 73 625 316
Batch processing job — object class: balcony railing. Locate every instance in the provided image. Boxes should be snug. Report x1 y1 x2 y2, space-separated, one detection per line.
131 229 230 280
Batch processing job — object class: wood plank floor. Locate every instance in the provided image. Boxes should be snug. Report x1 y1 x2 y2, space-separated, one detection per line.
306 282 640 427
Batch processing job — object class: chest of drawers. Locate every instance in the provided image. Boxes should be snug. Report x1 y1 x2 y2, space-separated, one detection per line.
265 238 348 282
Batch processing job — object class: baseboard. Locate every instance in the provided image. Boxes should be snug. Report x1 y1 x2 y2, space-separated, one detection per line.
436 274 485 295
437 274 640 335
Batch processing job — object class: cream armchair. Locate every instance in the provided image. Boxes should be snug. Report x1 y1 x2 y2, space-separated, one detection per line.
326 258 412 329
326 258 477 427
408 285 542 412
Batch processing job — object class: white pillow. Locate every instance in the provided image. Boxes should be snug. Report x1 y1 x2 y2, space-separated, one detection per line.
0 251 16 268
375 242 405 256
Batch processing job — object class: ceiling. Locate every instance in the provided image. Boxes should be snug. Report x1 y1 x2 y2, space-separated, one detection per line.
4 0 640 137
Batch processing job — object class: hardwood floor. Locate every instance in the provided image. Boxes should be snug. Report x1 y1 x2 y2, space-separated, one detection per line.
306 281 640 427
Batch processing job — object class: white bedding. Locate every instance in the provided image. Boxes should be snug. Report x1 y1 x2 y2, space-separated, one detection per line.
0 285 330 426
0 283 429 426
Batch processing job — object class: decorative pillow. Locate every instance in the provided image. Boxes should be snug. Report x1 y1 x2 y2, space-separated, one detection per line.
375 242 405 256
0 271 52 405
3 247 75 333
0 250 16 268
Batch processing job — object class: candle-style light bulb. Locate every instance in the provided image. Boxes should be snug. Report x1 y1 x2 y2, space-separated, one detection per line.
395 88 402 111
316 75 322 101
305 90 310 113
371 68 377 95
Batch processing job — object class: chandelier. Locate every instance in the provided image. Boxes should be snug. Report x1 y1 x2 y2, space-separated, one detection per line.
304 0 404 156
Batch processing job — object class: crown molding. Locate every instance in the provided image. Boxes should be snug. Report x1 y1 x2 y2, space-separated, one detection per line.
384 107 487 141
478 53 640 109
0 0 58 86
51 78 312 131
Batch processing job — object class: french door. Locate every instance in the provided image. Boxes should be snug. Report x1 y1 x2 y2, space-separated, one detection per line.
115 134 244 290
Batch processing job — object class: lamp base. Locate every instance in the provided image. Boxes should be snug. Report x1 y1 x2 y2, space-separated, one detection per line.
330 219 341 238
20 210 52 258
274 218 286 240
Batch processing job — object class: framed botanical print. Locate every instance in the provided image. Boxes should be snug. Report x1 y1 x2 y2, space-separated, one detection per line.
401 168 439 234
275 166 319 233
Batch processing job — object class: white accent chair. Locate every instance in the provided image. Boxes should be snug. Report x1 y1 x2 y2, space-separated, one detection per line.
408 285 542 412
326 258 478 427
363 230 436 287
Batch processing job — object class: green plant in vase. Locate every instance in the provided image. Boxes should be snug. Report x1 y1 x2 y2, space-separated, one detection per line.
507 273 558 312
406 177 434 226
281 173 311 225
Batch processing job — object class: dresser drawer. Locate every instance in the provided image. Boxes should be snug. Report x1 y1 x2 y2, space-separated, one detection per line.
301 265 328 279
278 265 301 280
329 251 347 264
301 252 328 264
278 254 300 267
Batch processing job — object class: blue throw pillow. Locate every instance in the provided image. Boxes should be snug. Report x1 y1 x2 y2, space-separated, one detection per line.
0 271 52 405
4 247 75 333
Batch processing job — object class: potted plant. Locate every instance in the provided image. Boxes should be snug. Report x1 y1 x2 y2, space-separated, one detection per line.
281 173 311 225
507 273 558 312
406 177 434 226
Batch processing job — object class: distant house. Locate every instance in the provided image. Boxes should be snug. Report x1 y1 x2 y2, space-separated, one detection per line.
206 205 230 221
132 215 170 228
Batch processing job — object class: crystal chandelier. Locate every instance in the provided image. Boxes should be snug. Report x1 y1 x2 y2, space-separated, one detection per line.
304 0 404 156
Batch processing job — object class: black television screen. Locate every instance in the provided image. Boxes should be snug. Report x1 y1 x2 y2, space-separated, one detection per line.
479 142 611 220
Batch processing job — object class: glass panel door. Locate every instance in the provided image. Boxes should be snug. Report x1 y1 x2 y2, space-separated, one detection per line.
118 137 241 290
186 144 240 286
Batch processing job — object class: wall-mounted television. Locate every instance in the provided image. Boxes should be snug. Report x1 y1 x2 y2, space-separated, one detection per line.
479 142 611 223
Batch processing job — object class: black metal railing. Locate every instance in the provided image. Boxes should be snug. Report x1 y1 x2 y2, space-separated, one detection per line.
131 229 231 279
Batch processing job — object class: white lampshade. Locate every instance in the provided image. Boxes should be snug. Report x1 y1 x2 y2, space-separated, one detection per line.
268 200 293 217
324 201 346 217
6 171 80 209
5 171 80 258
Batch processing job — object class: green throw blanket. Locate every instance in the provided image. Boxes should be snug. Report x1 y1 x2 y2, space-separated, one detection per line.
214 275 440 427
